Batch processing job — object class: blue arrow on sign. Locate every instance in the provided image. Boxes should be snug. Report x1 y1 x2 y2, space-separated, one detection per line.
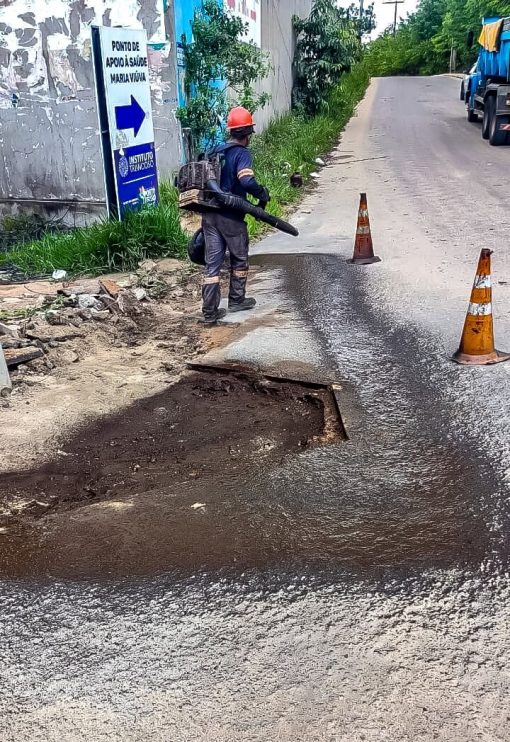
115 95 146 137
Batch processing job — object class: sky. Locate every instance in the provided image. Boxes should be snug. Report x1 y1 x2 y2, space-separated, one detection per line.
338 0 419 37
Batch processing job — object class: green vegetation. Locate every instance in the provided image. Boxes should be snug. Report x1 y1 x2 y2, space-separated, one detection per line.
0 185 188 276
176 0 271 158
367 0 510 76
247 62 370 239
0 63 370 276
293 0 375 116
2 0 375 281
0 213 69 254
0 307 38 323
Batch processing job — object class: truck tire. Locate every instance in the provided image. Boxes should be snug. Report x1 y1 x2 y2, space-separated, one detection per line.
489 114 508 146
460 81 465 100
482 96 495 139
467 104 477 122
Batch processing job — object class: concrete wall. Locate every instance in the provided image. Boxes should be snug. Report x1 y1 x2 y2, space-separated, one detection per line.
0 0 311 221
0 0 181 224
173 0 312 135
254 0 311 130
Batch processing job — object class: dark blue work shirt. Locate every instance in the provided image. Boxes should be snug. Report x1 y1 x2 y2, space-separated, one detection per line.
210 142 266 219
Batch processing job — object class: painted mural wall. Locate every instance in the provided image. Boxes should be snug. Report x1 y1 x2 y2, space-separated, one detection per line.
0 0 181 221
173 0 201 111
174 0 310 135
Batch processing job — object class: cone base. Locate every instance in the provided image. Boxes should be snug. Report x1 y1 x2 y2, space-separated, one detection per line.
347 256 381 265
452 349 510 366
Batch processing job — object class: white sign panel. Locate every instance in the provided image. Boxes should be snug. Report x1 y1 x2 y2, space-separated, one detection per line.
98 26 155 151
93 26 159 217
224 0 261 47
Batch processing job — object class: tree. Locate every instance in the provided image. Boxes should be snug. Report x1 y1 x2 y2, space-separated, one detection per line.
343 2 377 38
176 0 271 158
292 0 374 116
366 0 510 76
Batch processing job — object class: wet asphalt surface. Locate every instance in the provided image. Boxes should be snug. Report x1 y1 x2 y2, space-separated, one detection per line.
2 77 510 740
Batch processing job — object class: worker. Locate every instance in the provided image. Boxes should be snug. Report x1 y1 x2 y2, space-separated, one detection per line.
201 106 270 324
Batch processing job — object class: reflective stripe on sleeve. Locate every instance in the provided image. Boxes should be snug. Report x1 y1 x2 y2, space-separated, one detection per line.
237 168 255 179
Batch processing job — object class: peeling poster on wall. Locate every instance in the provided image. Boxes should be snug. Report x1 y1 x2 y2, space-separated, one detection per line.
224 0 261 47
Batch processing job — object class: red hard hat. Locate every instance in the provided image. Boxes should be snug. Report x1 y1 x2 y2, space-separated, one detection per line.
227 106 254 130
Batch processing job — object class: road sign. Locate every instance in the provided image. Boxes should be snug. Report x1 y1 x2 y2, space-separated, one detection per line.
115 95 146 137
92 26 159 218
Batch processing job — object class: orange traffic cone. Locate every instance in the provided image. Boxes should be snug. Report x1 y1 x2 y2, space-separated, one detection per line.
347 193 381 265
453 249 510 365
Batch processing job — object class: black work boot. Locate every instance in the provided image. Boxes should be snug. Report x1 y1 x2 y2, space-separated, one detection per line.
199 308 227 325
228 269 254 312
228 297 257 312
201 279 222 324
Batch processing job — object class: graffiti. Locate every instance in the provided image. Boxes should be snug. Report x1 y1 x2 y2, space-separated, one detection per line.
0 0 181 206
0 0 167 106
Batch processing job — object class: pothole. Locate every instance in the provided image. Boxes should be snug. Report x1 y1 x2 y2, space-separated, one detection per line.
0 363 348 578
0 364 346 526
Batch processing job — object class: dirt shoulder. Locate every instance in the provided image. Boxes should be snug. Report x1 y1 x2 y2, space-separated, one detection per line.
1 258 238 473
0 254 349 577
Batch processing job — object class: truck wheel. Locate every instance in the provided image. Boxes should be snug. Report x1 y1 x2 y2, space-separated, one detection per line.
460 81 465 100
482 97 495 139
489 114 508 146
467 105 477 122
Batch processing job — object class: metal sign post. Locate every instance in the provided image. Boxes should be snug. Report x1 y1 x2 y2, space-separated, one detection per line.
92 26 159 219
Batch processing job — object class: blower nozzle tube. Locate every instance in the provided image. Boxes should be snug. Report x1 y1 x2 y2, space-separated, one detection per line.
206 179 299 237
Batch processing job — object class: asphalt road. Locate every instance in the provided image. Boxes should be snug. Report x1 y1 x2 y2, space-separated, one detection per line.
2 76 510 741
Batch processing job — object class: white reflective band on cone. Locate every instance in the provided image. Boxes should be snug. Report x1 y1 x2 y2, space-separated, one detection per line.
468 302 492 316
473 275 491 289
357 225 370 235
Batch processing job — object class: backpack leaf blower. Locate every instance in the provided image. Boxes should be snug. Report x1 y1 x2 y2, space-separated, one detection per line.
177 161 299 238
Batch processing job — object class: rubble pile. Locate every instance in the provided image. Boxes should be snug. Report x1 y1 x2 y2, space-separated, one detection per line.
0 258 200 390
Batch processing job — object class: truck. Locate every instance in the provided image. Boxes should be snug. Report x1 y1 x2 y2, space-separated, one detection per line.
464 16 510 145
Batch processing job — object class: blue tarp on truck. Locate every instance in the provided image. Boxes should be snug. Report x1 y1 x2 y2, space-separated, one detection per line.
477 17 510 77
464 16 510 145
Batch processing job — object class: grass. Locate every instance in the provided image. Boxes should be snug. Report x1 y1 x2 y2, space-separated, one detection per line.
0 212 67 253
0 184 188 277
0 307 38 323
247 62 370 239
0 63 369 277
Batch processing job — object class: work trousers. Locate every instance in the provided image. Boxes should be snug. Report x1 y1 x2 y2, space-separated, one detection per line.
201 211 250 318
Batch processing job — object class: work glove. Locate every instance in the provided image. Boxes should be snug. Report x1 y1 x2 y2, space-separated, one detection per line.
258 186 271 210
